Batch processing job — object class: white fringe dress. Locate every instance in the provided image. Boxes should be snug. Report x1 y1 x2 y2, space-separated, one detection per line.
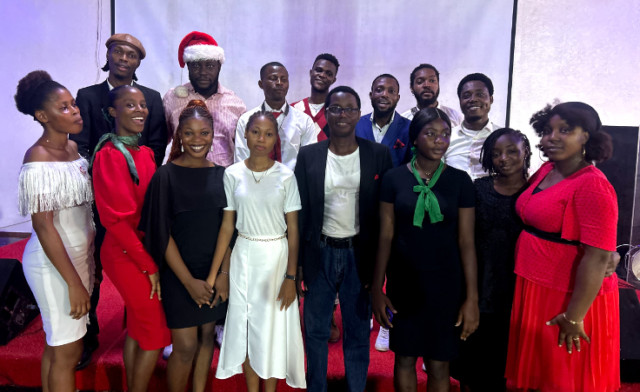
18 158 95 346
215 161 306 388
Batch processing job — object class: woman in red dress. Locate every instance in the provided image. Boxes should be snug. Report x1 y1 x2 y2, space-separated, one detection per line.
92 85 171 392
505 102 618 392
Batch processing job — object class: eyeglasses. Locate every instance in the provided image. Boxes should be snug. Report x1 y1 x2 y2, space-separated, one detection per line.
327 106 360 115
187 62 219 72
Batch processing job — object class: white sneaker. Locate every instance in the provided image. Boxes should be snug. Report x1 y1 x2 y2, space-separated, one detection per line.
374 326 390 352
162 344 173 360
215 324 225 347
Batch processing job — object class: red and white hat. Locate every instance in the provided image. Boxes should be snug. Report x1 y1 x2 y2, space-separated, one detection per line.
178 31 225 68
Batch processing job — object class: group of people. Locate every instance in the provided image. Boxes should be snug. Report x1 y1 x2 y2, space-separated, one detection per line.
14 29 620 392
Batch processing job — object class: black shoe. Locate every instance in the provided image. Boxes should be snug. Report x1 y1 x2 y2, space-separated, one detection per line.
76 337 99 371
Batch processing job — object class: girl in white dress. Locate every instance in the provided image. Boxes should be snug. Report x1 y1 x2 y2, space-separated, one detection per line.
210 111 306 390
15 70 94 392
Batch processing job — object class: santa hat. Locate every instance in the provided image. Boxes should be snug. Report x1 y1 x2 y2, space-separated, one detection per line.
178 31 225 68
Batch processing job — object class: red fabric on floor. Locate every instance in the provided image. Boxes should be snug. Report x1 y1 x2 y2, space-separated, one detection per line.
0 238 638 391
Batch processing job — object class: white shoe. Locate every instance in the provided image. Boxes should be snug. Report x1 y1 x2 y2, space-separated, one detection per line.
215 324 225 347
162 344 173 360
374 326 390 352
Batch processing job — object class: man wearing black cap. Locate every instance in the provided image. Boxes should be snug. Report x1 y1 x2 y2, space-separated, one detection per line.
70 33 168 369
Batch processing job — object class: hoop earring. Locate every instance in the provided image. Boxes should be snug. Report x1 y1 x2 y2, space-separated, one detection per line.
537 144 547 162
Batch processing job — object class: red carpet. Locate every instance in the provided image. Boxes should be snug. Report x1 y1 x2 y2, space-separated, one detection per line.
0 238 638 391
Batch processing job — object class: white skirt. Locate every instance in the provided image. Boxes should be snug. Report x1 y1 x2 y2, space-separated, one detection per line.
22 205 95 346
215 235 306 388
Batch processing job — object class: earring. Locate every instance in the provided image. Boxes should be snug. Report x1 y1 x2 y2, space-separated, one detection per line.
582 145 586 159
536 144 547 162
180 140 184 153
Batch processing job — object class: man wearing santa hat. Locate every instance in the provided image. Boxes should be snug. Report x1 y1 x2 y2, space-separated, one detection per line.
163 31 246 167
70 32 168 370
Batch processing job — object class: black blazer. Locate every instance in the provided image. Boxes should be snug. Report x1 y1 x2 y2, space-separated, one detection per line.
295 137 393 287
71 80 168 166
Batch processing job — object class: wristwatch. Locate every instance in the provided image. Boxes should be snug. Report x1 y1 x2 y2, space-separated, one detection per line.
284 273 296 281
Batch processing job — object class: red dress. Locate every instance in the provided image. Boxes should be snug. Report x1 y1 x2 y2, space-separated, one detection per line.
93 142 171 350
505 162 619 392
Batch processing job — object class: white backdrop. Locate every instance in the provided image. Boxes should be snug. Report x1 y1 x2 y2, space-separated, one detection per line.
115 0 514 120
0 0 110 230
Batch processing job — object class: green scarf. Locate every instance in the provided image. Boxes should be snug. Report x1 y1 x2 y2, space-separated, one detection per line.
89 133 142 185
411 150 444 227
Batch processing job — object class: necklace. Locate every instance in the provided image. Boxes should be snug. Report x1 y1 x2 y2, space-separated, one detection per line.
414 160 436 183
42 138 67 150
249 163 271 184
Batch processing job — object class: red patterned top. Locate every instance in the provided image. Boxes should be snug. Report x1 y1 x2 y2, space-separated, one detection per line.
93 142 158 274
514 162 618 293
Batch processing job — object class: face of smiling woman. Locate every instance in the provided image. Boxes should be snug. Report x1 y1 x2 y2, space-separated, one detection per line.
108 87 148 137
179 114 214 160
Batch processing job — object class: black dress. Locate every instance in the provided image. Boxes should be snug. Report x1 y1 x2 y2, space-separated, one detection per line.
381 164 474 360
455 176 524 391
140 162 228 329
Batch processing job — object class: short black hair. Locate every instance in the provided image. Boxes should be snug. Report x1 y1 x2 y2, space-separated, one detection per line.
259 61 286 80
408 107 452 150
457 73 494 98
480 128 532 177
325 86 361 109
15 70 66 118
410 64 440 87
371 73 400 91
529 102 612 163
314 53 340 71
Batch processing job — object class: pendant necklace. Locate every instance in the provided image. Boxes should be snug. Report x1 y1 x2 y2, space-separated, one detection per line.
414 160 434 184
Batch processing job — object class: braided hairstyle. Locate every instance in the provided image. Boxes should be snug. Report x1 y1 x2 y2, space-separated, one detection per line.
168 100 214 162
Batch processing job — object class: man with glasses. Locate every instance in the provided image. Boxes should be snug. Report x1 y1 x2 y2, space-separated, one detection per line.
235 62 317 170
295 86 392 392
163 31 246 167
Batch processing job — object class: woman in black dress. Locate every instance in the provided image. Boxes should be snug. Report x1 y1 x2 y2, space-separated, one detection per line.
140 100 230 392
372 107 479 392
456 128 531 391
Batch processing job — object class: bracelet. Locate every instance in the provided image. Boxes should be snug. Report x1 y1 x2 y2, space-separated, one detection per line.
562 312 583 325
284 273 296 281
220 270 229 275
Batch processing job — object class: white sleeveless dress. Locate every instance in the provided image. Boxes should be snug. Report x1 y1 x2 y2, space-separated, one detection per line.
19 158 95 346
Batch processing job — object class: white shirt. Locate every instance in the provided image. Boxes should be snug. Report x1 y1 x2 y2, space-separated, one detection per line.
444 119 502 180
223 161 301 237
235 101 318 171
370 111 396 143
401 103 463 128
322 148 360 238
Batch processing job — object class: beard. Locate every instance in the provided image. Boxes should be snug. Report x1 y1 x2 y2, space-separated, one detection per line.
373 103 397 120
415 88 440 108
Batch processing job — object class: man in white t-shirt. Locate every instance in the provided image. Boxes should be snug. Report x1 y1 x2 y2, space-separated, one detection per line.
295 86 392 392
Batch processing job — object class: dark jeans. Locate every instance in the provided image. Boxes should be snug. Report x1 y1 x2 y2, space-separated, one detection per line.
304 240 371 392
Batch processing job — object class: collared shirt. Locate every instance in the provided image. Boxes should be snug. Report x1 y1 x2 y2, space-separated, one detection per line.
401 103 463 128
234 101 318 171
444 119 502 180
163 82 246 167
106 78 134 91
370 111 396 143
292 97 328 141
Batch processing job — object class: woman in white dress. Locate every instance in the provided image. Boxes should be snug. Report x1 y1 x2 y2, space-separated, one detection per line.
209 111 306 391
15 70 94 392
